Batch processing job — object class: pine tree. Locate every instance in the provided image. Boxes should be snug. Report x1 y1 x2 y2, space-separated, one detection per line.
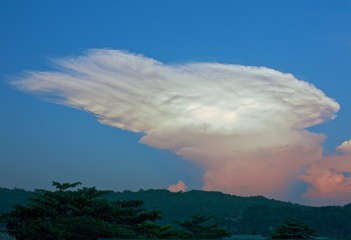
271 218 316 239
175 213 230 239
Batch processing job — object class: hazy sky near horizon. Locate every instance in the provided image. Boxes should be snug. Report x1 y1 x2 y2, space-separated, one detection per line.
1 1 351 206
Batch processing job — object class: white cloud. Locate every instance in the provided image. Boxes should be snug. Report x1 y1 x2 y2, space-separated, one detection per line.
336 139 351 154
14 49 351 205
168 180 187 192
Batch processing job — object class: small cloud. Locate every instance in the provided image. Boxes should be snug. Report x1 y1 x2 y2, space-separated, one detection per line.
336 139 351 154
168 180 187 192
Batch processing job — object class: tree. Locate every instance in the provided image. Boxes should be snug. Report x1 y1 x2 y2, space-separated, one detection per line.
271 218 316 239
175 213 230 239
1 182 162 240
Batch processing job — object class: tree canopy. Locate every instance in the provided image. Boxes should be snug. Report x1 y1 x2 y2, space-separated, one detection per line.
175 213 229 239
270 218 316 239
0 182 229 240
1 182 163 240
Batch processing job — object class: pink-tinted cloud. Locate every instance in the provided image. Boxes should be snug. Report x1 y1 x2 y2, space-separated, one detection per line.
300 141 351 206
13 49 351 205
168 180 187 192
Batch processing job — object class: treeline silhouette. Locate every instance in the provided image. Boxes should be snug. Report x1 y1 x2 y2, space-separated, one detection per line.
1 183 351 239
0 182 228 240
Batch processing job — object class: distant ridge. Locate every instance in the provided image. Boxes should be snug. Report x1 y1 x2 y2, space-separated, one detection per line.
0 187 32 213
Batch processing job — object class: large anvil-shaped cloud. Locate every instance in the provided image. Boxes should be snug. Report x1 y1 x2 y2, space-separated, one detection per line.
14 49 351 205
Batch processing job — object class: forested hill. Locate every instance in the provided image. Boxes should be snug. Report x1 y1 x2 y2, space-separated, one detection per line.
0 187 32 213
105 189 351 238
105 189 288 224
1 187 350 238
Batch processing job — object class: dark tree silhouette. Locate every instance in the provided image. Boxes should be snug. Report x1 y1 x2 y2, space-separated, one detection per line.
175 213 229 239
1 182 163 240
271 218 316 239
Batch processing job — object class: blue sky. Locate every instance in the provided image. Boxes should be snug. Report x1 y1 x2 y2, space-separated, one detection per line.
1 1 350 205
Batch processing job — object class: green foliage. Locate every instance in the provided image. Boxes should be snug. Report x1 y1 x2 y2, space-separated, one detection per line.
1 182 162 240
270 218 316 239
175 213 230 239
2 187 351 239
51 181 82 191
135 222 178 239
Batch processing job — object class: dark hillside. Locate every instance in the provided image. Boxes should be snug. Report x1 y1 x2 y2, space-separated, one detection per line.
0 187 32 213
105 189 287 224
104 190 351 238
